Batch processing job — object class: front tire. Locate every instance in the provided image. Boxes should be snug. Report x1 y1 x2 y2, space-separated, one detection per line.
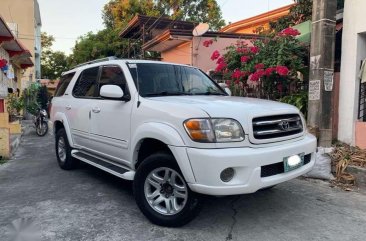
36 120 48 136
133 152 202 227
55 128 78 170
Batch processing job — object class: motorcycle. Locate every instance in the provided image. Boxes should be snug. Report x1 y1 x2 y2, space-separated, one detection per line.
34 108 48 136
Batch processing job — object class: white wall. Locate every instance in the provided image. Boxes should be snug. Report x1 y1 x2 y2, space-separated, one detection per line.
339 0 366 144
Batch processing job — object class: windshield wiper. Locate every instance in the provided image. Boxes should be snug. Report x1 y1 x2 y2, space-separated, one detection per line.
144 91 190 97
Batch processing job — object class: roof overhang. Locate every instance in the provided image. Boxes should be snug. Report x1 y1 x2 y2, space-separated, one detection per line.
119 14 197 39
0 15 14 43
220 4 295 33
143 29 261 52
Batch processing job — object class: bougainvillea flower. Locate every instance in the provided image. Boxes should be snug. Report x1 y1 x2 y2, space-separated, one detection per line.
249 72 260 81
241 56 250 63
226 80 231 86
256 69 265 78
276 66 290 76
265 67 276 76
215 62 227 72
203 39 214 47
216 57 225 65
211 50 220 60
279 27 301 37
255 63 265 70
250 46 260 54
232 69 243 79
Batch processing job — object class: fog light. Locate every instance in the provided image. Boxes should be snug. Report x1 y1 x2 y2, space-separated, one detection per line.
220 168 235 182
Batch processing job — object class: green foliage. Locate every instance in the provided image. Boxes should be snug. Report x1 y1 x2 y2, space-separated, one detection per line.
103 0 225 31
267 0 313 33
279 91 308 117
41 32 70 79
69 29 125 67
6 94 24 116
23 83 40 115
37 85 49 110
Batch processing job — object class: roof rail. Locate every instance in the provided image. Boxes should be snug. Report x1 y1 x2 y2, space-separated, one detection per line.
73 56 119 69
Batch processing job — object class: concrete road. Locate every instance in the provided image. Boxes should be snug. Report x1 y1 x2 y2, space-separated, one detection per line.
1 130 366 241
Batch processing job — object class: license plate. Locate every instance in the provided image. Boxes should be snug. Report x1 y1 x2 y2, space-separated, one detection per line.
284 153 304 172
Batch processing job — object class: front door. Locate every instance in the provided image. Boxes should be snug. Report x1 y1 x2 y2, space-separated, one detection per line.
89 65 133 165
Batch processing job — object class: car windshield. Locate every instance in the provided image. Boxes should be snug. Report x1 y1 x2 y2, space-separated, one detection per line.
128 63 226 97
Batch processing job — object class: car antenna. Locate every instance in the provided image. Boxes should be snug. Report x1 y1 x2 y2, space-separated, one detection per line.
127 62 141 108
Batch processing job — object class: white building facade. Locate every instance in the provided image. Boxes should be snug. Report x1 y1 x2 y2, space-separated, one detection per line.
338 0 366 148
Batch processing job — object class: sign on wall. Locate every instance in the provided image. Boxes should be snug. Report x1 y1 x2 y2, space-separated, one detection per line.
309 80 321 100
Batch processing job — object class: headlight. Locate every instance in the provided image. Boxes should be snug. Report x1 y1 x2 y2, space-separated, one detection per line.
184 118 244 143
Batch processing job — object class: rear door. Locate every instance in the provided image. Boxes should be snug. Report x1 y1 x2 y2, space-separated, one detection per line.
67 67 100 149
89 65 133 164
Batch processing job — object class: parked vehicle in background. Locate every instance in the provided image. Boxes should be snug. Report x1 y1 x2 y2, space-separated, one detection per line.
34 108 48 136
50 57 317 227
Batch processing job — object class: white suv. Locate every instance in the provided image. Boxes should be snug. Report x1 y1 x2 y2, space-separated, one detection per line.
50 57 316 227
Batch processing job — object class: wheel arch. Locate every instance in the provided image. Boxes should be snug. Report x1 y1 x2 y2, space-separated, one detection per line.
53 113 74 147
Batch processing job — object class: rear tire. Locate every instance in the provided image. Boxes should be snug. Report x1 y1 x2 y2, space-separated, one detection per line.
55 128 78 170
133 152 202 227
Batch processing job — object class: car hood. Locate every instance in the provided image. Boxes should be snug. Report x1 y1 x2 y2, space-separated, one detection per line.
147 96 300 133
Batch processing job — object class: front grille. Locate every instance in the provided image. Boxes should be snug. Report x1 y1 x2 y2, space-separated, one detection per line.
252 114 303 140
260 153 312 178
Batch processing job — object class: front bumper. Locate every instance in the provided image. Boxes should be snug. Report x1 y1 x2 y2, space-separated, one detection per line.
185 133 316 195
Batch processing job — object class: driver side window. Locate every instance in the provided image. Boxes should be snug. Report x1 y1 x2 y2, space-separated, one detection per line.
98 65 130 97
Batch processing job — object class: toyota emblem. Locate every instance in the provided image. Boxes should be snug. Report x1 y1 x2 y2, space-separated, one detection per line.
279 121 290 130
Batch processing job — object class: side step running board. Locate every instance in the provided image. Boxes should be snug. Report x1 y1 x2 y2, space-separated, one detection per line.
71 150 135 180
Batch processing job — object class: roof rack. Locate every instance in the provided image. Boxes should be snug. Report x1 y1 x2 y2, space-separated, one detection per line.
73 56 119 69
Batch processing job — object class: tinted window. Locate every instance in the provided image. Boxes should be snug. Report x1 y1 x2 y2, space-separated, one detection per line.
55 72 75 97
128 63 225 97
99 66 129 96
72 67 99 98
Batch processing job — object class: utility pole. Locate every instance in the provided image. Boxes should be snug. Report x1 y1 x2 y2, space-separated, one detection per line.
307 0 337 147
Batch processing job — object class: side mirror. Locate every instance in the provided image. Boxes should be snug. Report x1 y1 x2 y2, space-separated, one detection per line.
224 87 232 96
100 85 125 100
218 83 232 96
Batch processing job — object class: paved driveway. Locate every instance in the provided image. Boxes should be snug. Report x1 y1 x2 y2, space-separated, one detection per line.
1 130 366 241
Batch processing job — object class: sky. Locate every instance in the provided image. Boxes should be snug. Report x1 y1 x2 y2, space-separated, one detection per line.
39 0 294 55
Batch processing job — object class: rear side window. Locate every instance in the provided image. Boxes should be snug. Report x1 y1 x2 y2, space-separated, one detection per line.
54 72 75 97
72 67 99 98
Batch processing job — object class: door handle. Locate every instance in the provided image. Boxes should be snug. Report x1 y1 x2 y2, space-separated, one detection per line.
65 105 71 110
92 107 101 113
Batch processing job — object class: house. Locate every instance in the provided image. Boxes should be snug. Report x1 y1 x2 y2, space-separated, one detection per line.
338 0 366 148
0 0 42 87
220 4 294 34
119 15 258 73
0 14 34 158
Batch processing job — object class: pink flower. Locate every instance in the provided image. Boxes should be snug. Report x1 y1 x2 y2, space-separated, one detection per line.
226 80 232 86
276 66 290 76
216 57 225 65
256 69 265 78
234 79 240 85
203 39 214 47
279 27 301 37
265 67 276 76
255 63 265 70
241 56 250 63
249 72 260 81
211 50 220 60
232 69 242 79
215 62 227 72
250 46 260 54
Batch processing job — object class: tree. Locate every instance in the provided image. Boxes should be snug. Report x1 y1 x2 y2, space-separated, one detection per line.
103 0 225 30
68 29 125 67
41 32 70 79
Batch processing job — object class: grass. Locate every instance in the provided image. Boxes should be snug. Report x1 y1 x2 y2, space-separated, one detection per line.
0 157 8 165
